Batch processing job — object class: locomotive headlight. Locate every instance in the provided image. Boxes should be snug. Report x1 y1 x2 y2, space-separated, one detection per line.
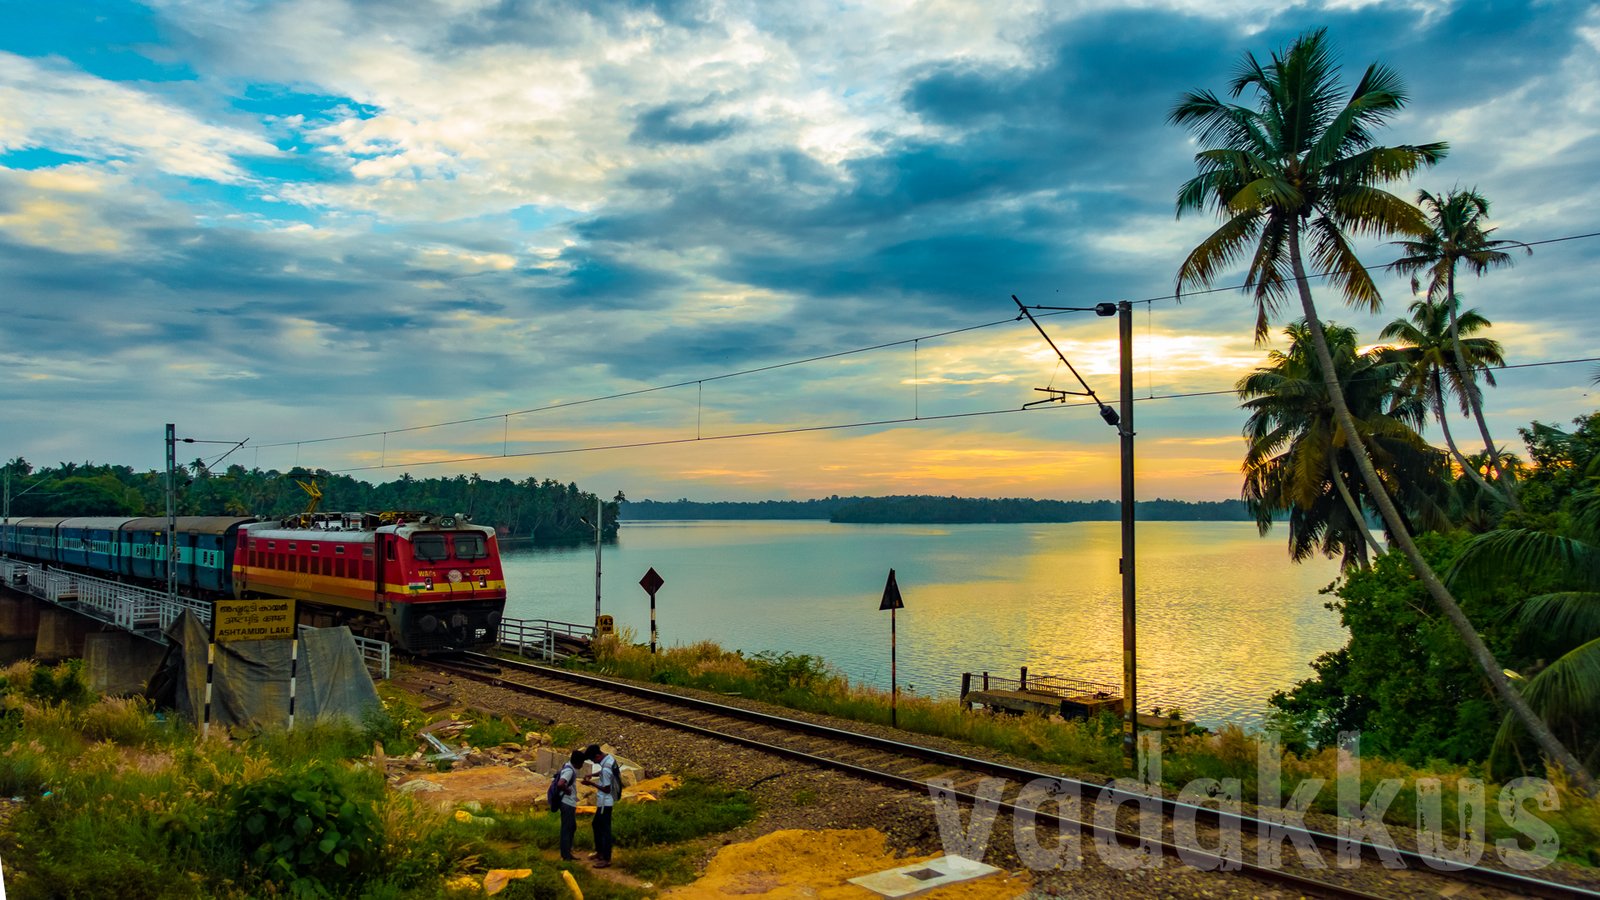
424 575 434 589
478 575 487 588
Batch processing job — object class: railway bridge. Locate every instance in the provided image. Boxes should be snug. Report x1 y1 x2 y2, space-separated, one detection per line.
0 555 592 696
0 557 391 694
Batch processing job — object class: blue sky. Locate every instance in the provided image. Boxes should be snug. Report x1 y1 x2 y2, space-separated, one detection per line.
2 0 1597 502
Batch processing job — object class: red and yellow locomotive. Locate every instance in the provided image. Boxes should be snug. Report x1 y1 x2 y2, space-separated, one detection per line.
233 511 506 652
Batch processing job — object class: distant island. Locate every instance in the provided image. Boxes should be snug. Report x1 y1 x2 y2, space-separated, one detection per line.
621 495 1251 524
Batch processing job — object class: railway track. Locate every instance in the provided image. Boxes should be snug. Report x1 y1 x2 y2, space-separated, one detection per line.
432 653 1600 900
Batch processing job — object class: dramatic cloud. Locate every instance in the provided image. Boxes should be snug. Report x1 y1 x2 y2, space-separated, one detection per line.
2 0 1597 500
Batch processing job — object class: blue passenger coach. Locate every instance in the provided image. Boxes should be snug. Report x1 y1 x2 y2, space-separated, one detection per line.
0 516 253 596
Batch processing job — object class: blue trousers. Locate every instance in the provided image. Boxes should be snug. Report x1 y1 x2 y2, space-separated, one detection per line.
592 806 614 861
559 804 577 859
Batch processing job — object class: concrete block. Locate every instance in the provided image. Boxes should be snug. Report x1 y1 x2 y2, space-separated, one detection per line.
534 746 560 775
35 607 91 661
84 632 168 696
0 638 33 666
0 595 40 638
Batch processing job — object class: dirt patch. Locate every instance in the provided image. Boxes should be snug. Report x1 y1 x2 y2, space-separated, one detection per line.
662 828 1030 900
397 765 548 810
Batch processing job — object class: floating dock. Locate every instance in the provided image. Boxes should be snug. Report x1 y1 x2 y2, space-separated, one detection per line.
959 667 1196 732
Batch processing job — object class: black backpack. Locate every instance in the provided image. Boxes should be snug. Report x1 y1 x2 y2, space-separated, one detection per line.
547 766 569 810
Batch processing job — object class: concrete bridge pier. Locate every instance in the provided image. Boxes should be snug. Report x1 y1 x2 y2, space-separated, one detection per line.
35 606 94 661
84 632 168 697
0 594 42 664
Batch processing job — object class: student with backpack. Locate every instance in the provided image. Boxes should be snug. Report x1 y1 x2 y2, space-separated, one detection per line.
581 743 621 867
550 749 585 862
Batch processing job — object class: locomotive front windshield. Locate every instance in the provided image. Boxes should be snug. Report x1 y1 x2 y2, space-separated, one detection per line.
411 532 489 561
453 533 487 560
413 534 449 561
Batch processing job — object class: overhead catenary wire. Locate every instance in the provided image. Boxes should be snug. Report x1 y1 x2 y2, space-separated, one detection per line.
316 355 1600 476
255 227 1600 455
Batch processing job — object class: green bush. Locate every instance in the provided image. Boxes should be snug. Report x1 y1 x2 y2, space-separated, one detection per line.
24 660 93 707
228 762 383 893
546 723 584 748
362 694 426 755
747 651 832 694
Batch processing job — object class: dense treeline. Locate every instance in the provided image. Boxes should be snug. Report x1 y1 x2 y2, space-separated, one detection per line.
0 459 619 545
620 497 858 519
622 495 1250 523
829 496 1250 524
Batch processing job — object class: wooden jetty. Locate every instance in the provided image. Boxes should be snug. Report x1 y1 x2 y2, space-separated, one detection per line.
959 666 1197 733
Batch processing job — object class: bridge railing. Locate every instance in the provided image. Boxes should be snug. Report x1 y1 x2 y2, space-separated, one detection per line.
497 617 595 662
1 557 392 679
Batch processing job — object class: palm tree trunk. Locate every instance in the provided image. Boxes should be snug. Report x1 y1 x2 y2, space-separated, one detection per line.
1432 373 1505 501
1329 453 1382 564
1445 269 1519 508
1287 227 1595 794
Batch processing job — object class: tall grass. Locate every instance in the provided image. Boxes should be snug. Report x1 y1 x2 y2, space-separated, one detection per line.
0 661 704 897
588 636 1122 769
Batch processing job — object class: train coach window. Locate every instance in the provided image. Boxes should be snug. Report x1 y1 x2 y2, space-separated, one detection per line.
453 533 487 560
413 534 448 561
335 545 346 555
362 546 373 559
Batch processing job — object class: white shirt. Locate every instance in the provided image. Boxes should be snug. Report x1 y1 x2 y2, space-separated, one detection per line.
594 753 618 808
556 762 578 808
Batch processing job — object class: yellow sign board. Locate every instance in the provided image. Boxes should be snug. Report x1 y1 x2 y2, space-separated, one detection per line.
212 598 298 642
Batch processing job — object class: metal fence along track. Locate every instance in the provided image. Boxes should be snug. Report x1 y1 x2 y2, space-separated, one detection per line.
1 556 391 679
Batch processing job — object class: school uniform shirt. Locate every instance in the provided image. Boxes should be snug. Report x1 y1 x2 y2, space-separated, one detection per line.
557 762 579 808
594 754 618 809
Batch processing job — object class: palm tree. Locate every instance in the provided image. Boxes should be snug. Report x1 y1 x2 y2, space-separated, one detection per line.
1379 296 1509 501
1170 28 1595 790
1389 189 1528 498
1450 483 1600 775
1240 320 1441 568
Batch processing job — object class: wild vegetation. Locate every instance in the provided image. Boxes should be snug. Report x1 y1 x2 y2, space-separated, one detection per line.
0 660 752 898
622 496 1252 523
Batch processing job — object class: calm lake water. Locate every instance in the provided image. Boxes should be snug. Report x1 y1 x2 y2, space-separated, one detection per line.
500 520 1344 730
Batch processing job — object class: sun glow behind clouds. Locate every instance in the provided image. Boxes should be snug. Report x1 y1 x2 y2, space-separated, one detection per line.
2 0 1597 502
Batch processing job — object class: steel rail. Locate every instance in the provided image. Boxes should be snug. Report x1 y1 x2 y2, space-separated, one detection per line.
446 654 1597 899
438 658 1380 899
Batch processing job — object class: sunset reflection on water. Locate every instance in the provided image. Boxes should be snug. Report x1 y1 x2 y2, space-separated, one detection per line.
501 519 1343 729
